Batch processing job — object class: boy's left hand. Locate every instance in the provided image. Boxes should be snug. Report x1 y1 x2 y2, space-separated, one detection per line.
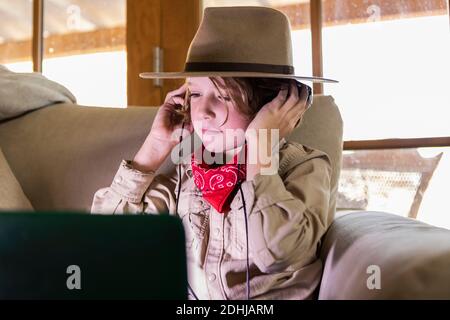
245 81 309 144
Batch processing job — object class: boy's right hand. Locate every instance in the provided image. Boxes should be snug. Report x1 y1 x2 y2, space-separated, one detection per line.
147 82 193 148
132 83 193 173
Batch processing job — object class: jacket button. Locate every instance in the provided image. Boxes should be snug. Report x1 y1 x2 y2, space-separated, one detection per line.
196 199 204 207
114 176 122 183
208 273 216 282
213 228 220 236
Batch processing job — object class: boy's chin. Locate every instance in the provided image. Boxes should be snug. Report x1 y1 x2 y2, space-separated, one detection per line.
202 142 224 153
202 140 244 154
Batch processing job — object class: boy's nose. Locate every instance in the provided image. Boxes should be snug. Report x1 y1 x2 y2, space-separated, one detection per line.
197 101 215 120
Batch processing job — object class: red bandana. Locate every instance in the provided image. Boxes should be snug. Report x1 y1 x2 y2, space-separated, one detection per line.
191 144 247 213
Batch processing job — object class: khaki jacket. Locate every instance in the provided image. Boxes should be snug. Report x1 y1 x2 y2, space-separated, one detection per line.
91 139 333 300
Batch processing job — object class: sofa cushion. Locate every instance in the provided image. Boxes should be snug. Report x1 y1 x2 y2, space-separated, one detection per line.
0 65 76 122
0 148 34 211
289 95 343 226
0 103 156 212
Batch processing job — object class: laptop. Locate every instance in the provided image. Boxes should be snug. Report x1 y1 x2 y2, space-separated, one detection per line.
0 212 187 299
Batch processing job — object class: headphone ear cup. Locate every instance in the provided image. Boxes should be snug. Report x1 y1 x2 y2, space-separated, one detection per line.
306 84 313 109
296 81 313 108
293 83 312 128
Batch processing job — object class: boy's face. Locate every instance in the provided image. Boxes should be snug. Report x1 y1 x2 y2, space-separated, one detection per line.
187 77 251 153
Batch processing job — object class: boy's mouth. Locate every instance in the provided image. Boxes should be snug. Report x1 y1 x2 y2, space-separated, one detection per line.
201 128 222 134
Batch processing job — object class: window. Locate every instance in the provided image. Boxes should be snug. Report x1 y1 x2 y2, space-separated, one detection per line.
338 147 450 229
42 0 127 107
321 0 450 229
322 0 450 140
0 0 33 72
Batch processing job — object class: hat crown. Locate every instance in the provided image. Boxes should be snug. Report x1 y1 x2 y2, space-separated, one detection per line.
185 6 294 73
139 6 338 83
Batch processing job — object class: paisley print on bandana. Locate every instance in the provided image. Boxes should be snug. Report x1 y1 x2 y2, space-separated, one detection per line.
191 144 247 213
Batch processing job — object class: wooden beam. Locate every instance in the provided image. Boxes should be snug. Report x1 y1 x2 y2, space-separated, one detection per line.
275 0 447 30
320 0 447 27
344 136 450 150
0 27 125 63
161 0 200 101
310 0 323 95
44 26 125 58
32 0 44 72
126 0 161 107
0 39 31 64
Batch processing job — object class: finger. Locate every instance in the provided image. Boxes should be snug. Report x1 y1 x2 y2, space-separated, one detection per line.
286 86 308 119
164 95 188 113
267 86 288 110
285 91 308 124
169 96 185 106
298 83 309 103
279 83 299 121
164 83 188 103
280 81 300 114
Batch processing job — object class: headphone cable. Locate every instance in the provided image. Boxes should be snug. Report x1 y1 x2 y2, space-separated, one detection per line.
176 121 200 300
238 141 251 300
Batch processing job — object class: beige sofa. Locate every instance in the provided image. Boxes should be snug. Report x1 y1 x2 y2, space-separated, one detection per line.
1 96 449 299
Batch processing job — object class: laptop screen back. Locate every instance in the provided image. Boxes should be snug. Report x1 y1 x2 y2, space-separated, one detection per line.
0 212 187 299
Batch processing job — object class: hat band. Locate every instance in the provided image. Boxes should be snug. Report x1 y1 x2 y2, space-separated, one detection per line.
184 62 294 75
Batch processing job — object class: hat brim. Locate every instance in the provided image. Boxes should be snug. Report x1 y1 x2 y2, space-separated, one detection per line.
139 71 338 83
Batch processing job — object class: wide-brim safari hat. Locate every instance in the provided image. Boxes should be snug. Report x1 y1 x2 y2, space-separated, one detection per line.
140 6 338 83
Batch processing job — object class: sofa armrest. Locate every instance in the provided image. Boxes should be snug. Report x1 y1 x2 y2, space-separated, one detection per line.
318 211 450 299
